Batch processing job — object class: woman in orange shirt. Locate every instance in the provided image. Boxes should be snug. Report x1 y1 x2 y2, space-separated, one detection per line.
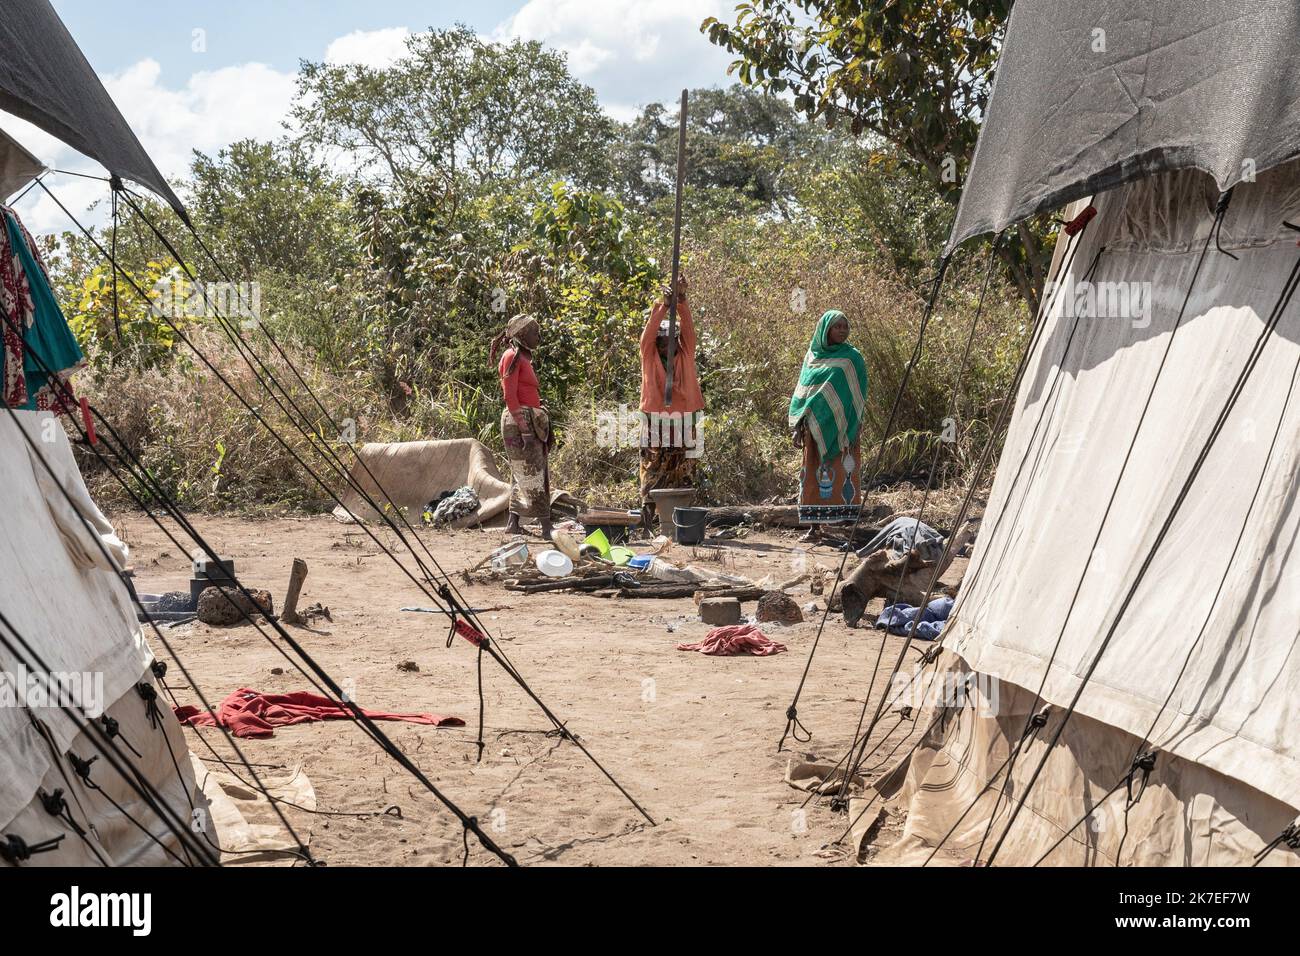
491 315 552 539
639 274 703 527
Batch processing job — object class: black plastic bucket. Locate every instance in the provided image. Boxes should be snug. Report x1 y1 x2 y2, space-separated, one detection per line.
673 507 709 545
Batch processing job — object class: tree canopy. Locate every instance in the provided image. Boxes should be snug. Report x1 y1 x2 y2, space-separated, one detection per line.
293 25 617 190
701 1 1048 313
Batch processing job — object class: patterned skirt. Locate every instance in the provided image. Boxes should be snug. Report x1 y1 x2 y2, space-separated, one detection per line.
798 438 862 524
501 405 551 518
639 409 701 522
639 447 698 520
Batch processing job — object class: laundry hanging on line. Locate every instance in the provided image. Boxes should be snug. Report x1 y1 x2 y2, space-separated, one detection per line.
0 204 84 412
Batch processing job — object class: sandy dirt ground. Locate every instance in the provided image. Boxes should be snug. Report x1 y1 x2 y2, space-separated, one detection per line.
114 512 960 867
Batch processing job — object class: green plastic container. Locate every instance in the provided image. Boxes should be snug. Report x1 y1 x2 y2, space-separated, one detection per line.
583 527 612 558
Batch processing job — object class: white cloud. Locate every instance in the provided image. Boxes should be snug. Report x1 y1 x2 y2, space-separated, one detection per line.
496 0 736 121
0 112 101 233
105 59 298 181
3 57 298 234
325 27 412 69
5 27 415 233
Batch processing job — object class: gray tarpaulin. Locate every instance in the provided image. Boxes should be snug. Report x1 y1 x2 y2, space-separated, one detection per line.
946 0 1300 253
0 0 186 218
0 127 43 199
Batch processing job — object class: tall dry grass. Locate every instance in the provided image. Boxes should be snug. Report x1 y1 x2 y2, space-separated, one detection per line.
74 230 1025 515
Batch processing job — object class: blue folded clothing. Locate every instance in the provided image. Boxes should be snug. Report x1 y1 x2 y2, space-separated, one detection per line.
875 595 954 640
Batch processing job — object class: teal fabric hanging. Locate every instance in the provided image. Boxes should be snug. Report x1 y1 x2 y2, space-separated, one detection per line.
2 208 83 409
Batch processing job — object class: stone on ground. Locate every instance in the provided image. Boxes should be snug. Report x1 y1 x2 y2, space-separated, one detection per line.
756 590 803 625
699 596 742 626
197 586 274 626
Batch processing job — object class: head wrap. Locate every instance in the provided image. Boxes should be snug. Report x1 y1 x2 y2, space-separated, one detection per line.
490 316 541 373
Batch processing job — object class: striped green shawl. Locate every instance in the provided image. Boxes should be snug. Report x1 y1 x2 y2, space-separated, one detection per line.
787 310 868 461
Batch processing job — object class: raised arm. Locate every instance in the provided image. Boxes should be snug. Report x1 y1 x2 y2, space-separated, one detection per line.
642 301 665 357
677 298 696 355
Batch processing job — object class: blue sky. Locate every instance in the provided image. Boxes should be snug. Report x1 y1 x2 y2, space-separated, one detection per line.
7 1 737 231
51 1 523 77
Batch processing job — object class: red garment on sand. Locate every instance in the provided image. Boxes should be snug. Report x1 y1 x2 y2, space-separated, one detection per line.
173 688 464 739
676 624 787 657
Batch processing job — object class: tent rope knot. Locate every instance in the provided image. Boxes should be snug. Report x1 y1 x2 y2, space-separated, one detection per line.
1125 751 1158 810
38 787 93 845
136 680 163 729
0 832 64 864
38 787 65 816
150 660 167 680
69 752 99 789
1252 820 1300 865
1283 822 1300 850
1212 189 1239 260
784 705 812 745
1027 705 1051 733
99 714 141 759
547 723 575 742
1267 820 1300 852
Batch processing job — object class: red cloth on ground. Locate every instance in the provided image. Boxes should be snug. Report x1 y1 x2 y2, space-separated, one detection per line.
676 624 787 656
173 688 464 739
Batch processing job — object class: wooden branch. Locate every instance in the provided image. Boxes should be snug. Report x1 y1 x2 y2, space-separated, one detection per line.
281 558 309 625
692 586 767 604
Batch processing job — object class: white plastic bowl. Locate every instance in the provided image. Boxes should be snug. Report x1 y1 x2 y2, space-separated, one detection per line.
535 549 574 577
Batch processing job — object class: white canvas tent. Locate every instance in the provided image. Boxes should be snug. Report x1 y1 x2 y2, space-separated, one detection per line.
873 0 1300 866
0 410 216 864
0 1 301 868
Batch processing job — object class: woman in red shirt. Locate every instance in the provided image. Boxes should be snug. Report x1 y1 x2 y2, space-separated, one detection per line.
490 316 552 538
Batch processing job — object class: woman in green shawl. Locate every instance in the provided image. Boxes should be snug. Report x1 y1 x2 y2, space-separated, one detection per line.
788 309 868 540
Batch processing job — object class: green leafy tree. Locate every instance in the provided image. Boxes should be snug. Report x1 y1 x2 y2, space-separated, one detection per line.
343 174 657 424
702 1 1049 314
800 143 951 278
188 139 352 279
63 259 188 372
293 26 617 191
615 84 837 217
